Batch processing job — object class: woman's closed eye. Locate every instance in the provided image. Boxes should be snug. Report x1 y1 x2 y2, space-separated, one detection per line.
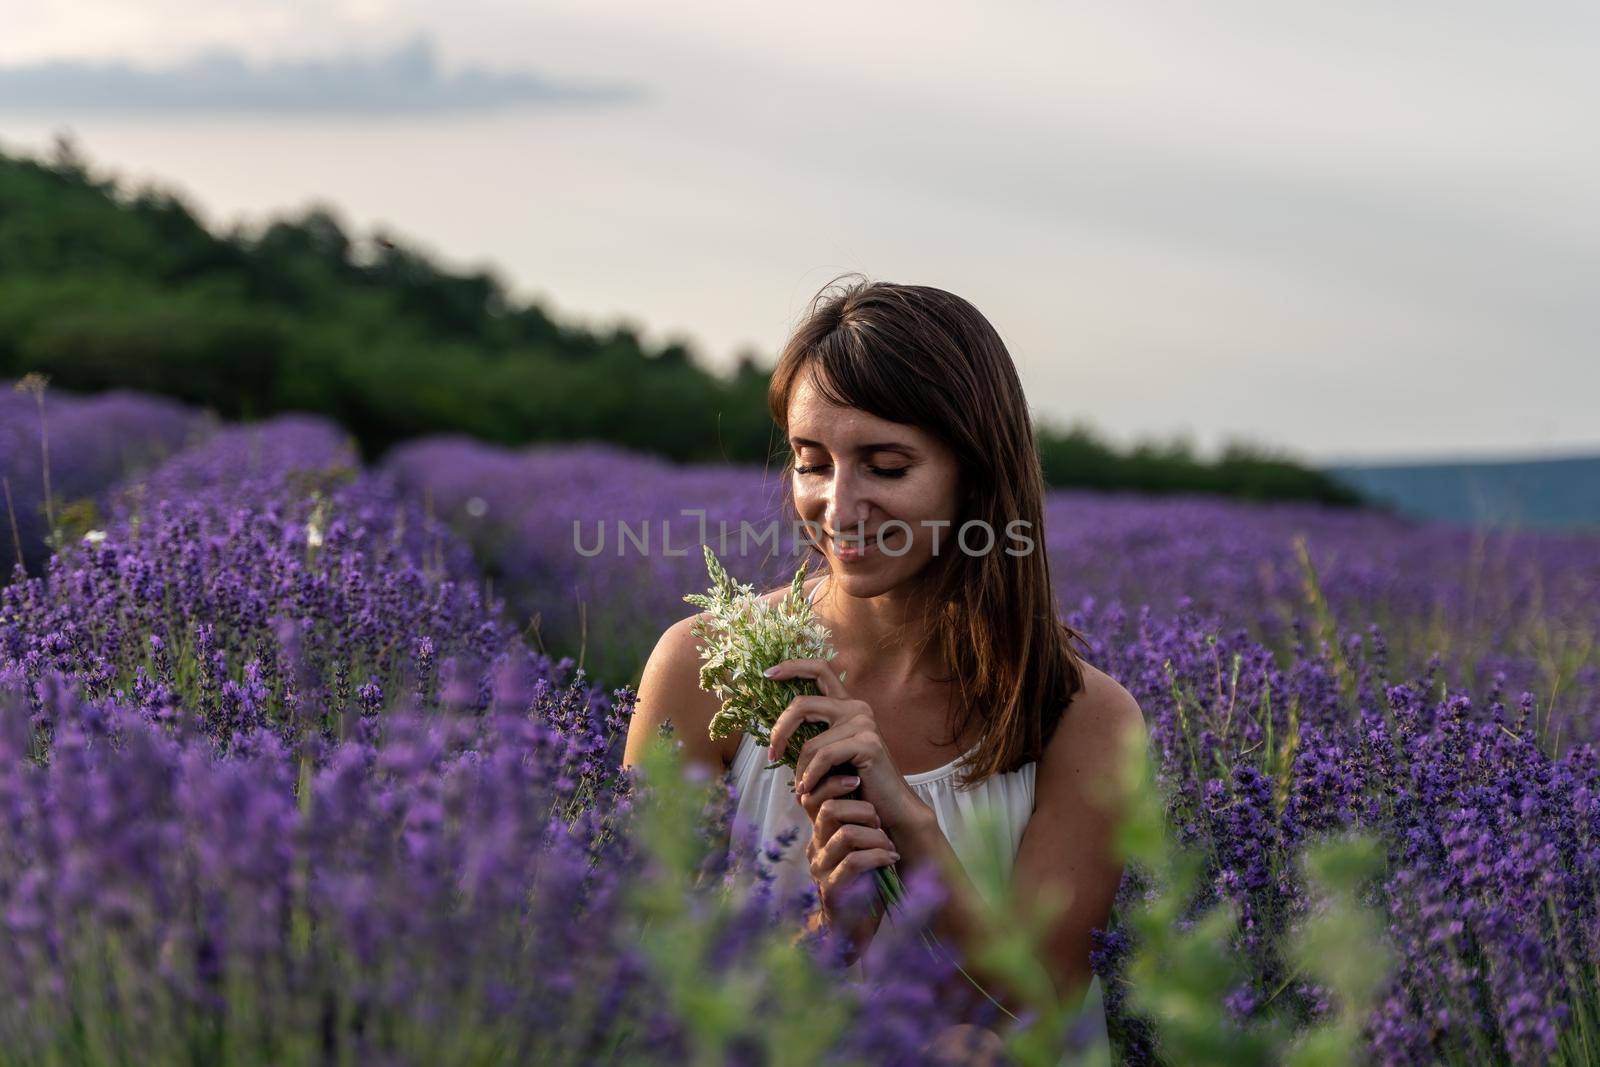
793 463 909 479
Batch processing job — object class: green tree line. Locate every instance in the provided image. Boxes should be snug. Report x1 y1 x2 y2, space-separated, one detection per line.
0 135 1360 506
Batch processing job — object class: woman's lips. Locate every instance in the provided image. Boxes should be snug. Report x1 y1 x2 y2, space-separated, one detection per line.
832 530 884 560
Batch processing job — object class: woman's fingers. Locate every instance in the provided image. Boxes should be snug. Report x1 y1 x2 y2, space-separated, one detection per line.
811 840 899 891
827 847 901 884
766 694 842 762
796 736 870 796
816 823 898 873
793 717 865 785
809 822 895 882
797 772 860 819
762 657 849 699
814 797 880 843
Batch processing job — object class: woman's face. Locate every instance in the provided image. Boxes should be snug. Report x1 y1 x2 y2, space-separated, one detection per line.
786 369 963 593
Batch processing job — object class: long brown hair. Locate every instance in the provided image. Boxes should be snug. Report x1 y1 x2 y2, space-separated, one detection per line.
767 273 1087 788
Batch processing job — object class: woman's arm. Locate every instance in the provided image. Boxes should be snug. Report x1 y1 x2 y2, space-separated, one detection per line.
622 615 731 776
890 665 1144 1022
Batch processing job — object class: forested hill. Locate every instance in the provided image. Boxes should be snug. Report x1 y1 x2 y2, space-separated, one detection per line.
0 137 1360 506
0 137 775 463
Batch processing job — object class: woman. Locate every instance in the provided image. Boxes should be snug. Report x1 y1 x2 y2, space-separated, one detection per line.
625 275 1143 1061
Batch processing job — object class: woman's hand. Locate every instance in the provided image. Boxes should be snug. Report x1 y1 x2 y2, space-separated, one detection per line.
763 657 931 835
799 771 899 959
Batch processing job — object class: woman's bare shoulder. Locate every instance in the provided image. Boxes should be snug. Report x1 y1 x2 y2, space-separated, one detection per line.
1038 661 1146 788
625 612 737 771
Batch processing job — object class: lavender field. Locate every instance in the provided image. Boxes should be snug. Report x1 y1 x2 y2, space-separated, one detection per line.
4 381 1600 1065
382 433 1599 725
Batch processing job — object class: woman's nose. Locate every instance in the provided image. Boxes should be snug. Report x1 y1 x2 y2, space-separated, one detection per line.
824 469 871 534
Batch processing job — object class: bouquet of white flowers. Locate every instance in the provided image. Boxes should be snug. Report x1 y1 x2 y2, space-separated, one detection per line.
683 544 907 914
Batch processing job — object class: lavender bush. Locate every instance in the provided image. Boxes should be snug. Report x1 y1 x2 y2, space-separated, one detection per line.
2 375 209 577
1074 584 1600 1066
1 413 539 751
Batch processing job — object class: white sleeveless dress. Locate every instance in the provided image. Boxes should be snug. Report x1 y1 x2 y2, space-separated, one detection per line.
723 574 1110 1058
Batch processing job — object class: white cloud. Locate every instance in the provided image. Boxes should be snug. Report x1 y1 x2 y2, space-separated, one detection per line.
0 30 642 114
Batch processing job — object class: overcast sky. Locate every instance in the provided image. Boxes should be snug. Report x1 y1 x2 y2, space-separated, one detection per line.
2 1 1596 464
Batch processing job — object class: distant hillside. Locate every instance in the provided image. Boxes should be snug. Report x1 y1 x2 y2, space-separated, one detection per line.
0 135 1359 506
0 135 778 464
1326 453 1600 530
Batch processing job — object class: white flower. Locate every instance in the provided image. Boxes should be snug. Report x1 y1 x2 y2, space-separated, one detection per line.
683 545 842 762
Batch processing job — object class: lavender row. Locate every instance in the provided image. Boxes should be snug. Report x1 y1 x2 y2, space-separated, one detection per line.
0 415 564 751
1 377 209 578
381 438 1600 717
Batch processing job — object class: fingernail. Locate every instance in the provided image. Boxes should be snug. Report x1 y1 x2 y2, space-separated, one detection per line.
841 775 860 787
763 666 780 677
889 852 901 862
